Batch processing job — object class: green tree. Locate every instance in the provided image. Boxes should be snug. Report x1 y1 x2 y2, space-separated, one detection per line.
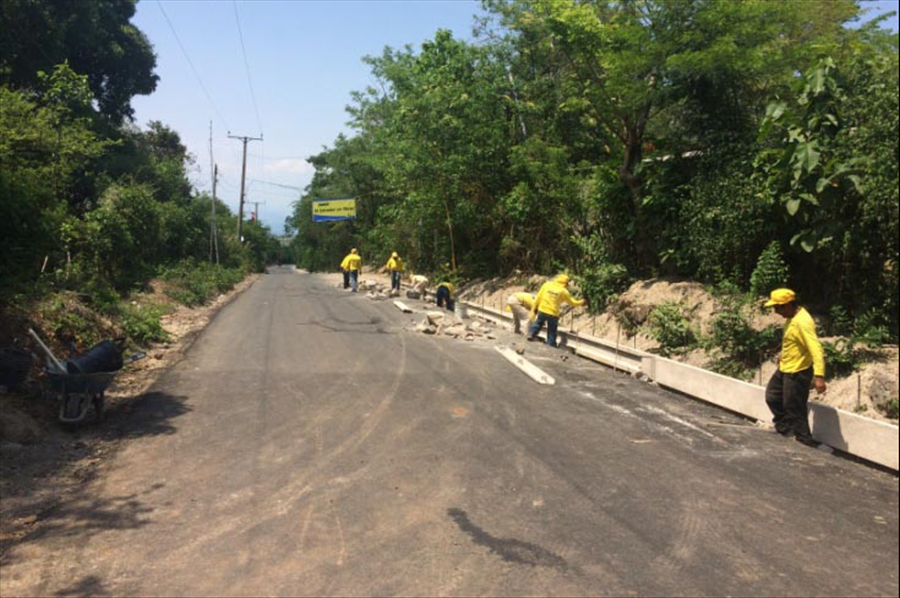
0 0 158 122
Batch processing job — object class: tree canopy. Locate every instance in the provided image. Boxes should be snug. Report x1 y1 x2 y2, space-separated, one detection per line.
290 0 899 338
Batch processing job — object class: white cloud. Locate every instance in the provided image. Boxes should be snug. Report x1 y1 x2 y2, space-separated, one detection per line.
264 158 314 175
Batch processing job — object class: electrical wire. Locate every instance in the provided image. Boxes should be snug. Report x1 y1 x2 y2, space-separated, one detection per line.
232 0 263 136
157 1 231 132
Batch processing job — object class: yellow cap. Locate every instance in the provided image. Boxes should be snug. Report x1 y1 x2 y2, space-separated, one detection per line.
765 288 795 307
391 252 398 258
555 274 570 285
351 248 358 254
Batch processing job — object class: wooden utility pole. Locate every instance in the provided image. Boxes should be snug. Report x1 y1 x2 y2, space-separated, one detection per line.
228 132 262 242
247 199 266 223
211 164 220 264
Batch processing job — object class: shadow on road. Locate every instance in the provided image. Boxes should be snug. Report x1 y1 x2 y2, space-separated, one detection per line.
0 392 190 567
104 390 193 439
53 575 110 597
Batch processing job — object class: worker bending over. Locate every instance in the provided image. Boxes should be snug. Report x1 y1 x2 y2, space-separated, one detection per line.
408 273 429 299
506 292 536 335
436 281 455 311
528 274 584 347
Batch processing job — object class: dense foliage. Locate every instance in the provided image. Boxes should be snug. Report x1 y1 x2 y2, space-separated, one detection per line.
289 0 898 340
1 2 281 350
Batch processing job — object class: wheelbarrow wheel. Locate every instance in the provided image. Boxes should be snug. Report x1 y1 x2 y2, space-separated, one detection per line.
63 393 82 420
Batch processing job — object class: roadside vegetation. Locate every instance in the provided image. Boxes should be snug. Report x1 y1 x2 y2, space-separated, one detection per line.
0 1 282 357
287 0 898 418
288 0 898 344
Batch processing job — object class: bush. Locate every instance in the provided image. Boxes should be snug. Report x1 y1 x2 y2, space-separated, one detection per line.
879 397 899 421
827 305 854 336
120 303 170 345
571 233 630 313
750 241 790 298
645 302 697 357
34 292 119 351
573 263 629 313
822 338 859 377
853 309 889 348
161 260 246 307
704 306 781 380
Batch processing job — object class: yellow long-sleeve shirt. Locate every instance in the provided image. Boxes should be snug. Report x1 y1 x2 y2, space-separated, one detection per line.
506 292 535 312
533 281 584 317
386 257 404 272
779 307 826 377
341 254 362 271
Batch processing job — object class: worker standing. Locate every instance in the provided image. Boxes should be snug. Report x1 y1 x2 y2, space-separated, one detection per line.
340 248 362 293
528 274 585 348
386 252 405 295
764 288 827 446
436 280 455 312
506 291 536 334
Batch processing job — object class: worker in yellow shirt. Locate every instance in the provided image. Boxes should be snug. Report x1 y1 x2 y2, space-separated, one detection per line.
436 281 455 311
528 274 585 348
764 288 827 445
340 248 362 292
506 291 536 335
385 252 405 294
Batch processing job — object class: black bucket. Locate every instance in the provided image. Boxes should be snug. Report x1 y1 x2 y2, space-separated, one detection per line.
65 340 123 374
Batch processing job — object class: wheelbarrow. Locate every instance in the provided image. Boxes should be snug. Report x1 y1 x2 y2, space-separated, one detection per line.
29 329 145 425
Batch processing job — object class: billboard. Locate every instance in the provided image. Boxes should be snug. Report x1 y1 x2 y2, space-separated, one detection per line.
312 197 356 222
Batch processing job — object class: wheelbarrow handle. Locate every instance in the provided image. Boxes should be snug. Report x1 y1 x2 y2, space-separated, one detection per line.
28 328 66 373
123 351 147 365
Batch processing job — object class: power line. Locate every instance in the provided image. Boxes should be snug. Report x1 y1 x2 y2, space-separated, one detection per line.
248 154 310 161
157 1 231 132
232 0 263 136
250 179 303 192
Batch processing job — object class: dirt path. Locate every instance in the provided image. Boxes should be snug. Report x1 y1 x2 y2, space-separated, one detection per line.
0 274 259 557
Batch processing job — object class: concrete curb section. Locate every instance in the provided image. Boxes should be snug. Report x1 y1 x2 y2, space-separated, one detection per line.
460 299 899 471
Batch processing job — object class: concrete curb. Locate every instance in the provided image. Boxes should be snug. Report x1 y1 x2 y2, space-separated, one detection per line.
461 298 899 471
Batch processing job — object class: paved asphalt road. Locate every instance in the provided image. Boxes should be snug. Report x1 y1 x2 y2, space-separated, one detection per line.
1 268 898 597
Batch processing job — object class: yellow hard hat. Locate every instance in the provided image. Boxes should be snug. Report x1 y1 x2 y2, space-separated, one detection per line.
351 248 358 254
554 274 570 285
765 288 795 307
391 252 398 258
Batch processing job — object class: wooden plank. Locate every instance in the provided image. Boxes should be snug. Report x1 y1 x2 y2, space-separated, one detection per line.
494 346 555 385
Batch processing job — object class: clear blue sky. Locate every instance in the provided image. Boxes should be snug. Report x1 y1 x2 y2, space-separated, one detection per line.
130 0 898 234
132 0 483 234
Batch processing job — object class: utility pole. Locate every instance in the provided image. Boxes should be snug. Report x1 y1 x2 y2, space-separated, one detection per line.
209 121 220 264
228 132 262 242
211 164 220 264
247 199 266 224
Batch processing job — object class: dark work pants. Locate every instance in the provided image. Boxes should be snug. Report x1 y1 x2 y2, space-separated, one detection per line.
766 368 814 441
343 270 350 289
436 286 454 311
391 271 401 291
528 312 560 348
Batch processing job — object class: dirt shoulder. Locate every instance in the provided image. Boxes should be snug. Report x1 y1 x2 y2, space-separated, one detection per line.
0 273 260 556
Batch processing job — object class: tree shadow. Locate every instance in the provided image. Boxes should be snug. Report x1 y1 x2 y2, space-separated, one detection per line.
0 392 190 565
53 575 110 597
102 390 192 440
0 490 154 568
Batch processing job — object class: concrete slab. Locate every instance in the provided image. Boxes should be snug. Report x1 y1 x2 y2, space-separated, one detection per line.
495 346 555 385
